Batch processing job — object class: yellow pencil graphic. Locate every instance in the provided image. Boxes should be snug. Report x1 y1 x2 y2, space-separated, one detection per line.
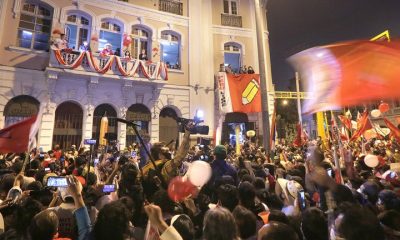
242 79 259 105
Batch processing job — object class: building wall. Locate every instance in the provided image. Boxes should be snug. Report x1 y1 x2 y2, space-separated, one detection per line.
0 0 276 150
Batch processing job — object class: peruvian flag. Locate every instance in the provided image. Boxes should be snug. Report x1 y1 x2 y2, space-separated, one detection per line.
0 116 38 153
289 40 400 114
383 118 400 142
216 72 261 113
350 111 372 142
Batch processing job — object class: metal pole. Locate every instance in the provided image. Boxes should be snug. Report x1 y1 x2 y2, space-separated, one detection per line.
254 0 271 152
295 72 302 124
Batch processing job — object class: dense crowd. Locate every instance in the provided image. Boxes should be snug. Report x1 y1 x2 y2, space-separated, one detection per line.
0 126 399 240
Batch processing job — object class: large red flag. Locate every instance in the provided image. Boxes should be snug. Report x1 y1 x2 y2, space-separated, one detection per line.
383 118 400 142
290 40 400 114
350 111 372 142
0 116 37 153
216 73 261 113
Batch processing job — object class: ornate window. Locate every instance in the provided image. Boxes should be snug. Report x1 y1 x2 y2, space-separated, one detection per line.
17 2 53 50
160 30 181 69
224 42 242 73
65 13 91 50
99 19 123 52
223 0 238 15
131 26 151 60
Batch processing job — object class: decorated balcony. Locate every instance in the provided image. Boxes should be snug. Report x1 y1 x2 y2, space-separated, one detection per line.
49 49 168 81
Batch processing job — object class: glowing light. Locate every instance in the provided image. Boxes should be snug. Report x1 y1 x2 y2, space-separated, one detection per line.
99 39 107 43
196 110 204 120
282 99 288 105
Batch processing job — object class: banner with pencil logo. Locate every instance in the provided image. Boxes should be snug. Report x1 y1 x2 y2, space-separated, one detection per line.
216 72 261 113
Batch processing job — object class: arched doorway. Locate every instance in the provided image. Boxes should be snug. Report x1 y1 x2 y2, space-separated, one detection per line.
92 104 118 147
4 95 40 127
52 101 83 149
159 107 178 145
222 112 255 145
126 104 151 147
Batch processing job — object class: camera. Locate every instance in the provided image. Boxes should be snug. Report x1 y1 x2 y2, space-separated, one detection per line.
177 110 209 135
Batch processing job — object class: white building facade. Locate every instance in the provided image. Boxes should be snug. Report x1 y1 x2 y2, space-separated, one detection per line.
0 0 274 151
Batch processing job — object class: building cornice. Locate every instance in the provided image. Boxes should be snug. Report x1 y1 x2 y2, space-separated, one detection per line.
212 25 255 38
80 0 189 27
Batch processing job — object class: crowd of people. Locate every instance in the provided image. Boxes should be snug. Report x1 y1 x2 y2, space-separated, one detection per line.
0 124 400 240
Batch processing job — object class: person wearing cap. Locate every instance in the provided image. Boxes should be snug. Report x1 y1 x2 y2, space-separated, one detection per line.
101 43 114 56
54 33 68 50
275 178 303 216
210 145 238 186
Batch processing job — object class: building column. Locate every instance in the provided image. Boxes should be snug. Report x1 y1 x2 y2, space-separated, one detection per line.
38 103 56 151
188 0 215 139
118 106 127 150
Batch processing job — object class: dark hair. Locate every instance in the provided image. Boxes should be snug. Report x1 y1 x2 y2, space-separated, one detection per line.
232 205 257 239
301 207 328 240
378 210 400 231
93 201 130 240
27 181 43 192
378 190 400 212
152 189 180 215
203 207 238 240
259 221 299 240
338 206 384 240
217 184 239 212
265 193 284 210
15 197 43 234
268 209 289 224
29 210 59 240
238 181 256 210
172 214 195 240
254 177 266 190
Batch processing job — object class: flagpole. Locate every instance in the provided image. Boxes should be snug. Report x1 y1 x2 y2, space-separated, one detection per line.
295 72 302 124
254 0 271 153
330 111 344 184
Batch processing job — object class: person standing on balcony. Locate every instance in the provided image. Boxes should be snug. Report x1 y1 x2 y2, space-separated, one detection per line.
101 43 114 56
139 49 148 61
79 41 90 52
54 33 68 50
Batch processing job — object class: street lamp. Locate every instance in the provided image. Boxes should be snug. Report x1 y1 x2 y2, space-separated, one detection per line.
282 99 288 106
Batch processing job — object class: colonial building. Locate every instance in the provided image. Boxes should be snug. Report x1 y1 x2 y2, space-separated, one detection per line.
0 0 274 151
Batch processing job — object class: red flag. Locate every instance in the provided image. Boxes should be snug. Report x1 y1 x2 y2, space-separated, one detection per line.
226 73 261 113
293 123 306 147
338 115 351 130
350 111 372 142
0 116 37 153
290 40 400 113
383 118 400 142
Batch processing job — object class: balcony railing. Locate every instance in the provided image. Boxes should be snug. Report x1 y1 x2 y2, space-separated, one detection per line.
159 0 183 16
49 50 168 81
221 14 242 28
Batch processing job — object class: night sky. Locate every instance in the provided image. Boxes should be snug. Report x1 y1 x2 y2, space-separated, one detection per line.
267 0 400 90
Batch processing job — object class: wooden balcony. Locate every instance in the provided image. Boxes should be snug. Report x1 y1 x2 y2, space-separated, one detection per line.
159 0 183 16
221 14 242 28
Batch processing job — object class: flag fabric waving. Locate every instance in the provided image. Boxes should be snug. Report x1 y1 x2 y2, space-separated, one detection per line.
289 40 400 114
383 118 400 142
350 111 372 142
0 116 37 153
216 72 261 113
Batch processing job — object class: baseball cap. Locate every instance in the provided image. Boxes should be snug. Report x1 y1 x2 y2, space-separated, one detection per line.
214 145 227 156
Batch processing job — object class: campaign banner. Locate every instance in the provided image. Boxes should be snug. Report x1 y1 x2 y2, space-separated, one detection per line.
216 72 261 113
